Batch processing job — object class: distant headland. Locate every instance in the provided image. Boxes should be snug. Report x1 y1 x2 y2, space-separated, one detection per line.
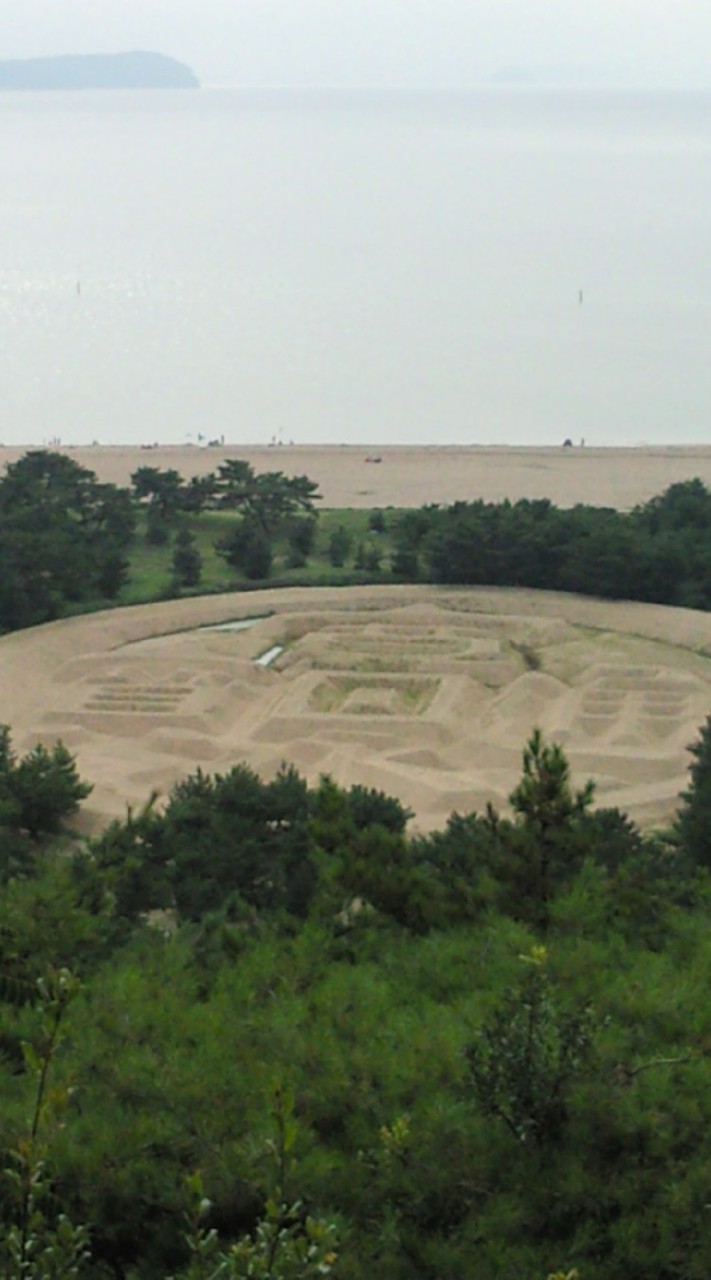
0 51 200 91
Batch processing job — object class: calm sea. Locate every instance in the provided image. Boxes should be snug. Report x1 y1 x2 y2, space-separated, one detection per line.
1 88 710 447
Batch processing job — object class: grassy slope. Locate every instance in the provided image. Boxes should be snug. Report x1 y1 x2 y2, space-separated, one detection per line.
119 507 398 607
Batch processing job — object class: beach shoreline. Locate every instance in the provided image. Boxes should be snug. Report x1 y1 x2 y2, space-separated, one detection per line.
3 443 711 510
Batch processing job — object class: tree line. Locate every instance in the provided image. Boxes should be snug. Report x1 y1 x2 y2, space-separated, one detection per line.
5 450 711 636
132 459 321 582
0 452 321 632
0 451 135 631
391 477 711 607
3 718 711 1276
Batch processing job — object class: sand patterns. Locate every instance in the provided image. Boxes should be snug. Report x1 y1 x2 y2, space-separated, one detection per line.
6 587 711 833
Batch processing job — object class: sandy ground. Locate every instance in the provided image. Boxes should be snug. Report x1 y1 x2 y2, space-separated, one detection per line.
4 443 711 509
3 584 711 837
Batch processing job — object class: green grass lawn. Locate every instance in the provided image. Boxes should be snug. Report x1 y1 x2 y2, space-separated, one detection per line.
118 506 402 608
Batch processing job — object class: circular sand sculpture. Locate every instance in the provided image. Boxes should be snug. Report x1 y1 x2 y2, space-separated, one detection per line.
3 585 711 834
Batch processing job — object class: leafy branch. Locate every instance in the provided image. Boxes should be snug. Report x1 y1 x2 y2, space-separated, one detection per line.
1 967 89 1279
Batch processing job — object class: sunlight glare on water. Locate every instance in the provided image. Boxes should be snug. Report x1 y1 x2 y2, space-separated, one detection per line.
1 88 710 447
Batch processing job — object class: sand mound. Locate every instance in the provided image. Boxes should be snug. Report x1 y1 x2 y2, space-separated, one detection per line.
483 672 569 743
3 583 711 833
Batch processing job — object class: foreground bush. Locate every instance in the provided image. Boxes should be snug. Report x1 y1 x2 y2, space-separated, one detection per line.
1 725 711 1277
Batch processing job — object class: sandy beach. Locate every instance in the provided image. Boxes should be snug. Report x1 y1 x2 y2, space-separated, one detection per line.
2 583 710 837
3 443 711 509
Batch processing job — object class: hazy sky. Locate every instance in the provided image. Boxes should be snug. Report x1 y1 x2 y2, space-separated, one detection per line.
1 0 710 89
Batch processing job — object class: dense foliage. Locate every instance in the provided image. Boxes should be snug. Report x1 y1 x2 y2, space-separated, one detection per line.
0 452 324 633
3 721 711 1277
133 459 321 584
391 478 711 607
0 452 135 630
5 452 711 632
0 725 92 879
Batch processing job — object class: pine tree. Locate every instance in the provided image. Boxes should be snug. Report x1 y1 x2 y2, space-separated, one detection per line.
675 714 711 868
327 525 353 568
172 527 202 588
509 729 595 932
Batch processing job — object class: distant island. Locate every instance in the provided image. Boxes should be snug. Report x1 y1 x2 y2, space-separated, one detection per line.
0 51 199 90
